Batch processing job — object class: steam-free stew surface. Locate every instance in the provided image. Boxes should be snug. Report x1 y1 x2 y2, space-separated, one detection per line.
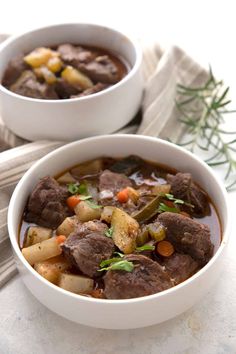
19 156 221 299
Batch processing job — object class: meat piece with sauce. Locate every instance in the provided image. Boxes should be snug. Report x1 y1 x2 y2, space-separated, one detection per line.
158 212 213 266
104 254 173 299
162 253 199 284
25 176 70 228
2 54 29 87
79 55 120 84
9 71 58 99
167 172 209 216
57 44 95 66
62 221 115 278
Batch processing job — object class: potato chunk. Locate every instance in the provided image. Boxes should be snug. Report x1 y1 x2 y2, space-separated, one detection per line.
74 200 102 222
34 255 70 284
59 273 94 294
56 216 78 237
101 206 115 223
34 66 57 84
111 208 139 254
56 171 76 184
24 226 52 247
24 47 55 68
22 236 65 265
46 56 63 73
61 66 93 89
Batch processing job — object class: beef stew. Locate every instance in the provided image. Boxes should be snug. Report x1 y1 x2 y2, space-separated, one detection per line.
19 156 221 299
2 44 128 100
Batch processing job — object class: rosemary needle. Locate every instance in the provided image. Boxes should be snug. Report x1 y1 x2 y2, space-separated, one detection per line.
175 67 236 190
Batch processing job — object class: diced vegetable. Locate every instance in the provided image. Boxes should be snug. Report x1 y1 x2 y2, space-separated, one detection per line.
23 226 52 247
126 187 139 204
58 273 94 294
101 206 115 223
71 159 103 177
148 222 166 242
61 66 93 89
56 216 78 236
136 226 150 246
152 184 171 196
34 255 70 284
74 200 102 222
132 196 161 223
156 240 174 257
57 172 76 184
111 208 139 254
117 188 129 203
46 56 63 73
34 66 57 84
24 47 55 68
22 236 66 265
66 195 81 210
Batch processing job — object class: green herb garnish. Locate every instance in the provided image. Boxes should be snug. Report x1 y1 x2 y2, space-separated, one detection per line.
158 203 180 213
104 226 114 238
99 260 134 272
100 257 123 268
79 195 92 201
86 200 102 209
175 67 236 190
164 194 194 208
68 183 87 195
113 252 124 258
136 245 155 252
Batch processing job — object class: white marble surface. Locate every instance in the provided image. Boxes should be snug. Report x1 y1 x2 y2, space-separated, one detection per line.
1 1 236 353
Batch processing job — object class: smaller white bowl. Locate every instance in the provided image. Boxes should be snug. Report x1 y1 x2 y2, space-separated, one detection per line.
8 135 230 329
0 24 143 141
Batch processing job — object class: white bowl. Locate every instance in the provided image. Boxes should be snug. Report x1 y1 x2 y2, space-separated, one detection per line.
8 135 230 329
0 24 143 141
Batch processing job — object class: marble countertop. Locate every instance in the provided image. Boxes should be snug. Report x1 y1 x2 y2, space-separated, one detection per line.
1 1 236 353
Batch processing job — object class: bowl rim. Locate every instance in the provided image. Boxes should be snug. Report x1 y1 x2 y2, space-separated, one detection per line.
8 134 231 305
0 23 143 103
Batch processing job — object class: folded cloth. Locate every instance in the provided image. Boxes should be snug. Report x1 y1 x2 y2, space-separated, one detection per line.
0 38 209 287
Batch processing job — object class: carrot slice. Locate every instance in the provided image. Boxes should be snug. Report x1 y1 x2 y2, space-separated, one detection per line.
66 195 81 210
117 188 129 203
156 240 174 257
56 235 66 244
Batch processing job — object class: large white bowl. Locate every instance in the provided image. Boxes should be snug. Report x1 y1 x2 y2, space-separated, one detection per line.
0 24 143 141
8 135 230 329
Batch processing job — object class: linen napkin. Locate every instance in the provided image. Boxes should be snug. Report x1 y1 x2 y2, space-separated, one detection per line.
0 38 209 287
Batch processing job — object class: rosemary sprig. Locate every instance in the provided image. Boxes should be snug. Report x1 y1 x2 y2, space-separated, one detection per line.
175 67 236 190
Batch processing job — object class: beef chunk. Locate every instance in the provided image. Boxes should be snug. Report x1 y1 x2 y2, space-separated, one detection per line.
9 71 58 99
104 254 173 299
167 173 209 216
54 78 82 99
62 222 114 278
57 44 94 66
2 54 29 87
158 212 213 265
99 170 132 195
72 82 109 98
162 253 199 284
110 155 143 175
25 176 70 228
79 55 119 84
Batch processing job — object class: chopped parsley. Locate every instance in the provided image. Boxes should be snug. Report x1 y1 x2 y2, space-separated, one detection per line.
68 182 87 195
136 244 155 252
104 226 114 238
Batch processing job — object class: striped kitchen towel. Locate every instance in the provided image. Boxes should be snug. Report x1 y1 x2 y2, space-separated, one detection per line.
0 38 208 287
